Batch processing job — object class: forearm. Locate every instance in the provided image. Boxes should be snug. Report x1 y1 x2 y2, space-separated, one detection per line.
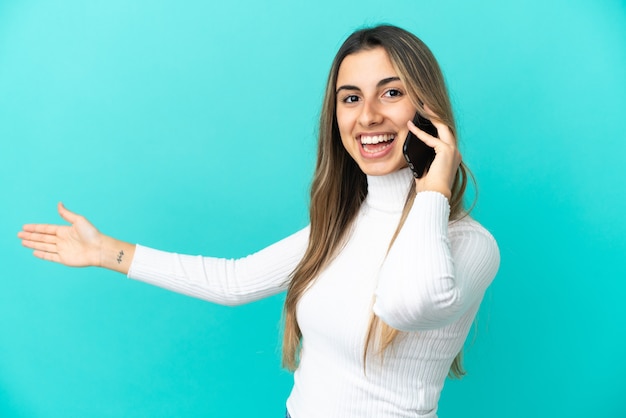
127 227 310 306
374 191 455 330
98 235 136 274
374 192 499 331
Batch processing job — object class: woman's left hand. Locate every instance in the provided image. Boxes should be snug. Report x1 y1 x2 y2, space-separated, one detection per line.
407 114 462 200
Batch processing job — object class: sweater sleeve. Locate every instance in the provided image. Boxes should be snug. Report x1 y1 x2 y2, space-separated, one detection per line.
127 226 310 306
372 192 500 331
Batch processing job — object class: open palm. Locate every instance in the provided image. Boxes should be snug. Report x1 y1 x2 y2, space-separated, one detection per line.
18 203 103 267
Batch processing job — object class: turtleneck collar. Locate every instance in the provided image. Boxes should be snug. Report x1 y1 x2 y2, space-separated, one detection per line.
364 167 414 213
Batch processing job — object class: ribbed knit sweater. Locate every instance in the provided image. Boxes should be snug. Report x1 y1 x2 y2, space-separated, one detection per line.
127 167 500 418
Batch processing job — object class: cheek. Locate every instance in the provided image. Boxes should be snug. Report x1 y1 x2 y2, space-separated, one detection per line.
339 132 356 157
336 110 354 143
335 109 349 133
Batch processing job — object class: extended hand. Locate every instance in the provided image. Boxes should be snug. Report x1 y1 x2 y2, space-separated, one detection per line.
407 114 462 199
18 203 103 267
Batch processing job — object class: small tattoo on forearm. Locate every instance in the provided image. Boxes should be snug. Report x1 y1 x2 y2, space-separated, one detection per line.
116 250 124 264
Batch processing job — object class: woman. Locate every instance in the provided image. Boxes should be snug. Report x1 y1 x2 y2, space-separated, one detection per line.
18 25 499 417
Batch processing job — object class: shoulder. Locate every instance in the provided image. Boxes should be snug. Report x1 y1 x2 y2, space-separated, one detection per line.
448 214 500 272
449 214 497 244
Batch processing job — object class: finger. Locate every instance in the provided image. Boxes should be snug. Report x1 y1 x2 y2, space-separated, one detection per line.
33 250 61 263
22 239 57 253
17 231 58 244
429 120 456 145
22 223 59 235
58 202 80 224
422 104 456 146
407 119 438 148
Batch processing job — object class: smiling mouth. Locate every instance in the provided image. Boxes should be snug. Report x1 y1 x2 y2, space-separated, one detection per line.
360 134 396 154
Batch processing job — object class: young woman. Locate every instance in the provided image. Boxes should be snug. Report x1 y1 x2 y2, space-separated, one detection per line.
18 25 500 418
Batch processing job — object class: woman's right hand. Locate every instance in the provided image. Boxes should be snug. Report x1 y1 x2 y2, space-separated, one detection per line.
18 202 104 267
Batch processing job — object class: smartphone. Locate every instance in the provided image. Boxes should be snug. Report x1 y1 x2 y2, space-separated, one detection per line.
403 112 438 179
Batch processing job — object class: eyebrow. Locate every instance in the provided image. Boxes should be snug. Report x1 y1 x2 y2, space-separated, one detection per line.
335 76 401 94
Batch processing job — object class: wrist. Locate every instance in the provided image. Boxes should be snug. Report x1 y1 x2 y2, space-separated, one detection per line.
95 233 106 268
99 235 136 274
414 179 451 200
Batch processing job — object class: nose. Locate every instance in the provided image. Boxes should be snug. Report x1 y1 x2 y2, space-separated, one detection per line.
358 100 383 127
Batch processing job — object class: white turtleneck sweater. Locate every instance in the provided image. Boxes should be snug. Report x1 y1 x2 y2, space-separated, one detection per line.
127 168 500 418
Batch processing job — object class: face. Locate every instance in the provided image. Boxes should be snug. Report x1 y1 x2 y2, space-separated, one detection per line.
335 47 416 176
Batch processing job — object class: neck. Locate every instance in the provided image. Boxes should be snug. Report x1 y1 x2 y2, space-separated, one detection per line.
364 167 414 213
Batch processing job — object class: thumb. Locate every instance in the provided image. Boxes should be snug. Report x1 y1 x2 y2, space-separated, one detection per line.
57 202 80 224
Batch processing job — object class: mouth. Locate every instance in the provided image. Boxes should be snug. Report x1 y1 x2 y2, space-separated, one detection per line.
359 134 396 154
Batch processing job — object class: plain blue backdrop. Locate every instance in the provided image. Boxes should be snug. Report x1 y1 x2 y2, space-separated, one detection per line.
1 0 625 417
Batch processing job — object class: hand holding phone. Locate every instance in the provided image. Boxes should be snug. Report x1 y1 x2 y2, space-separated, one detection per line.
402 113 438 179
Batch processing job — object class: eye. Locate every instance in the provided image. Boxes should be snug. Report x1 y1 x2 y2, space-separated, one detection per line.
384 88 403 98
341 95 360 104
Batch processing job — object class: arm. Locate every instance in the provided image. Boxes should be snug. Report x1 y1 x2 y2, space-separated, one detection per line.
373 192 500 331
18 202 136 274
372 111 499 331
127 227 309 306
18 203 309 305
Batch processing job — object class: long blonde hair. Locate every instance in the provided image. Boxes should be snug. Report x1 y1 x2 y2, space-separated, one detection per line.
282 25 471 378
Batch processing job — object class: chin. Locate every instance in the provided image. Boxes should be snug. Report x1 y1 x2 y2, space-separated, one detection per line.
357 161 407 176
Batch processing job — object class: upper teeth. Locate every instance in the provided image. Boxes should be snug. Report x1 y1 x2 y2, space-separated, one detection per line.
360 134 395 145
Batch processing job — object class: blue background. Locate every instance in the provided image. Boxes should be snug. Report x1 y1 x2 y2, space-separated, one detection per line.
1 0 625 416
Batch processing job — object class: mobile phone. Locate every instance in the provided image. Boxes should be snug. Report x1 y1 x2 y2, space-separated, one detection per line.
403 112 438 179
